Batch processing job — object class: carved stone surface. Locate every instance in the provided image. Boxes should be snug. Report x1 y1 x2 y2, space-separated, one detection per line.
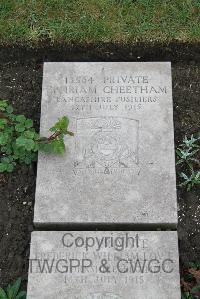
34 62 177 226
27 231 181 298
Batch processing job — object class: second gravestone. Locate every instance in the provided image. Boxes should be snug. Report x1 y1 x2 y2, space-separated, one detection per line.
27 231 181 298
34 62 177 226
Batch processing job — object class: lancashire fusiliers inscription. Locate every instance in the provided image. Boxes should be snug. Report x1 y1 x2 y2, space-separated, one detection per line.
34 62 177 225
27 231 181 298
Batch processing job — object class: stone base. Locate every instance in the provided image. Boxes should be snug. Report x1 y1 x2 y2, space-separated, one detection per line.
27 231 181 299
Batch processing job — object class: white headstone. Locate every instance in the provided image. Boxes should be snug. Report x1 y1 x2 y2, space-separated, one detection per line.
27 231 181 298
34 62 177 226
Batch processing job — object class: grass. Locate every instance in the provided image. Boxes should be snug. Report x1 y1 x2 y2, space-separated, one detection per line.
0 0 200 46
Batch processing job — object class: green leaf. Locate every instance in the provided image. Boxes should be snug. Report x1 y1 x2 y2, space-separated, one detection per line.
0 100 8 111
190 149 199 156
33 132 40 141
38 138 66 155
38 141 54 154
15 124 25 133
6 147 13 155
6 105 14 114
25 139 35 151
52 138 65 155
0 134 8 145
7 163 14 173
180 172 189 180
33 143 39 152
176 149 182 157
0 287 7 299
16 136 35 151
0 119 7 129
0 279 26 299
50 116 69 132
23 130 35 139
25 119 33 129
1 146 8 153
10 278 22 298
6 284 12 299
1 156 13 163
15 291 26 299
23 155 33 165
15 115 26 123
